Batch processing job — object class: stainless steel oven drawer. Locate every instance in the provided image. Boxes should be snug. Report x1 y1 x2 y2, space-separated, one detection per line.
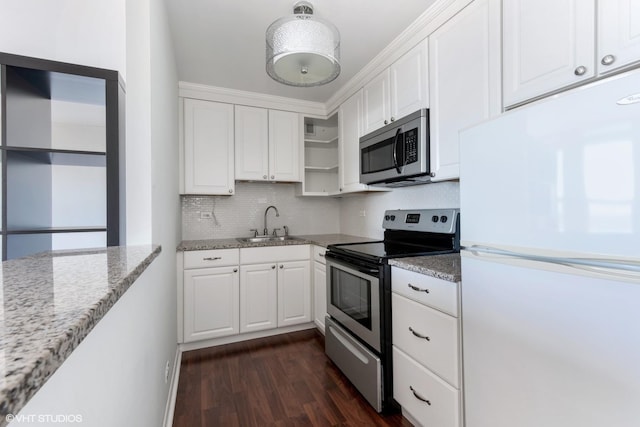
325 316 382 412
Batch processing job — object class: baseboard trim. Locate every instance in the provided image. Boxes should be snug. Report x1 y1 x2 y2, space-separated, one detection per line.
163 346 182 427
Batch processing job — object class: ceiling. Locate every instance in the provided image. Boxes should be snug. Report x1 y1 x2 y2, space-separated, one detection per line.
164 0 437 103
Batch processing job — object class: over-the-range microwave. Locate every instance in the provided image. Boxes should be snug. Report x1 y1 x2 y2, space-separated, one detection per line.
359 109 431 187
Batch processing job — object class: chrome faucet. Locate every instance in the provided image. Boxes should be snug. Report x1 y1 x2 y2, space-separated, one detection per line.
263 205 280 236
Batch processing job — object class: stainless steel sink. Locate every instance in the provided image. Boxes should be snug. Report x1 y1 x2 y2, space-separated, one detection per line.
236 235 304 244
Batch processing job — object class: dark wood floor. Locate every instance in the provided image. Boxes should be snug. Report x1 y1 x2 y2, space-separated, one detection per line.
173 329 413 426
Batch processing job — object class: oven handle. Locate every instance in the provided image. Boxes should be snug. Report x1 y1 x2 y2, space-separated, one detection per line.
325 253 379 276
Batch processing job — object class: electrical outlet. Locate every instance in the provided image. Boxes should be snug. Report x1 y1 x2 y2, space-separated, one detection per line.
200 211 213 219
359 210 366 217
164 360 170 384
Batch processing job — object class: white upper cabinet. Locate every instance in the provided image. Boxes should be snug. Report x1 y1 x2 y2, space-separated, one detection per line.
429 0 501 182
338 89 370 194
182 99 235 195
363 39 429 135
268 109 300 182
504 0 640 107
503 0 596 107
234 105 269 181
597 0 640 75
235 107 300 182
363 69 390 135
390 40 429 120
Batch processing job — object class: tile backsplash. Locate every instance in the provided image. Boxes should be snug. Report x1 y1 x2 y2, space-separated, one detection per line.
182 182 341 240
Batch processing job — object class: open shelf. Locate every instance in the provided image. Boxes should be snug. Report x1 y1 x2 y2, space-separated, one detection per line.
305 165 339 172
304 136 338 145
6 226 107 234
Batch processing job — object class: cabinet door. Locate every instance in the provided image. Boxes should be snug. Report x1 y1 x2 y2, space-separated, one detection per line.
503 0 595 107
338 89 369 194
429 0 501 182
268 110 300 182
183 99 235 195
235 105 269 181
313 260 327 333
240 263 278 333
183 266 239 342
277 260 311 327
363 69 391 135
390 39 429 120
598 0 640 75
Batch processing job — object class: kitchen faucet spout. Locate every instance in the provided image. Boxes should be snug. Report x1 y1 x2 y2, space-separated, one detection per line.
263 205 280 236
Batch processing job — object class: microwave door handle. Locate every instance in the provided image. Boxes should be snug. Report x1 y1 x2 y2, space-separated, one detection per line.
392 128 402 173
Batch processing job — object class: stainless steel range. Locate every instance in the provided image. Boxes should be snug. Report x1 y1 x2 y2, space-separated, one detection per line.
324 208 460 413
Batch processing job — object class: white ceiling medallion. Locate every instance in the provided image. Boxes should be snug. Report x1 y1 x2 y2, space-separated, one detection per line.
266 1 341 87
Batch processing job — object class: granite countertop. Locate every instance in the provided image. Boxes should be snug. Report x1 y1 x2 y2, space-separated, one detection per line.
0 245 161 425
389 253 461 282
177 233 378 251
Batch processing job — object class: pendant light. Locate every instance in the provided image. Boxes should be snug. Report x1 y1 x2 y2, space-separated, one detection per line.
266 1 340 87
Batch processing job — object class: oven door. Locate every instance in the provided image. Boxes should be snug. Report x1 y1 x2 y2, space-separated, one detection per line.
326 255 381 352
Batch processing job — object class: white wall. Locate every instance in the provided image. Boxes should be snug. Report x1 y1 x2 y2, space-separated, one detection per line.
0 0 126 79
340 182 460 238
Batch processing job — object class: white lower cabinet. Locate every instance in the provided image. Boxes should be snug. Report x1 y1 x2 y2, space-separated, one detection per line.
183 265 240 342
277 260 311 327
391 266 462 426
312 246 327 332
182 245 312 344
240 263 278 333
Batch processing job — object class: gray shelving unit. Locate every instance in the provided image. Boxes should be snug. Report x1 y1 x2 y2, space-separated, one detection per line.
0 53 124 260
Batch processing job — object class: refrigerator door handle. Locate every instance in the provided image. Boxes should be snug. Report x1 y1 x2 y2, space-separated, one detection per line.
465 245 640 277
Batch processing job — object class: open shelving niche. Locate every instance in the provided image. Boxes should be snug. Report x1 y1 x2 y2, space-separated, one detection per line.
298 113 339 196
0 53 123 260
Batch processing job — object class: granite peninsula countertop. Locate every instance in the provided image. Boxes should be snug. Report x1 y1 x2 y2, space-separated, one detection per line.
389 253 462 282
0 245 161 425
177 233 377 251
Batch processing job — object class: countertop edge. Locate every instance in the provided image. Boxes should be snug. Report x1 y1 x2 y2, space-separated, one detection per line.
176 234 377 251
388 254 462 283
0 245 162 424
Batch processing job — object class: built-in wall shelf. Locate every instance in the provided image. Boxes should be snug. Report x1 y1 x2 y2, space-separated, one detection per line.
298 114 339 196
0 52 124 260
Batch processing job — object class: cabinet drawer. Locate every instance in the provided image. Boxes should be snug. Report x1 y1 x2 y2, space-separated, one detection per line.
241 245 310 264
393 346 460 427
392 267 459 316
184 249 239 269
313 245 327 264
392 293 460 388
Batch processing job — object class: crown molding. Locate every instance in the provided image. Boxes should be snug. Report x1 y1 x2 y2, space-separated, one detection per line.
325 0 472 114
179 81 327 116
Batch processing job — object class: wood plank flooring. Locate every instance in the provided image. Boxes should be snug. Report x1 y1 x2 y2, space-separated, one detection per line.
173 329 413 426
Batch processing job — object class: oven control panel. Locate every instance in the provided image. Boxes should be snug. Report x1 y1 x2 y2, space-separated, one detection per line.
382 208 459 233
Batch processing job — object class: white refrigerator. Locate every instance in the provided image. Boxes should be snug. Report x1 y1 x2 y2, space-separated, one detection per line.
459 69 640 427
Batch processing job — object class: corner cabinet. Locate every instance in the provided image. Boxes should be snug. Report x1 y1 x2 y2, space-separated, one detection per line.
235 106 300 182
181 98 235 195
428 0 501 182
0 52 123 260
503 0 640 108
298 114 339 196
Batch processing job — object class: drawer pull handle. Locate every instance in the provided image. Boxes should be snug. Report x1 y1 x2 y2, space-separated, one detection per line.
203 256 222 261
408 283 429 293
410 386 431 405
409 327 430 341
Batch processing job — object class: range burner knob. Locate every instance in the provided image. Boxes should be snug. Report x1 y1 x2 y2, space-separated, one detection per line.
385 215 391 221
440 215 448 223
432 215 439 223
390 215 396 221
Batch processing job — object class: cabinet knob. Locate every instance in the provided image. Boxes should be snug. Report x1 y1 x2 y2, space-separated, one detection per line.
272 265 276 269
601 54 616 66
390 117 395 122
279 264 284 269
339 188 343 192
574 65 587 76
263 175 267 179
233 268 238 273
429 172 436 178
228 189 233 194
271 175 275 180
384 119 388 125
